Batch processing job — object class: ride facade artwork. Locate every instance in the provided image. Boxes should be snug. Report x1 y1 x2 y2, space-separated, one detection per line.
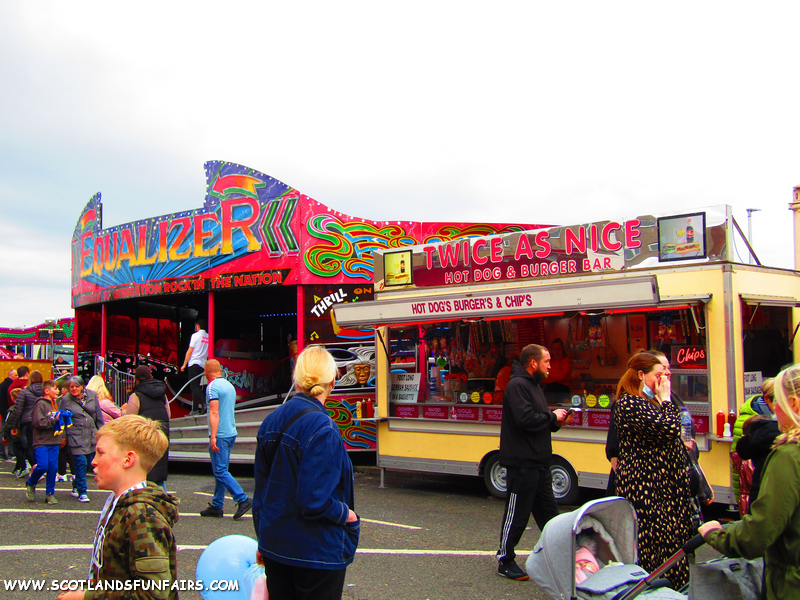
0 319 75 379
70 160 543 450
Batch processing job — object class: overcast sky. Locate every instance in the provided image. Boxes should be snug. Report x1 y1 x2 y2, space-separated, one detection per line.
1 1 798 327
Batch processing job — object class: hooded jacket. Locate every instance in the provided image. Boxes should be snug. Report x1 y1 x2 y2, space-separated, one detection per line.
0 376 13 416
736 418 782 512
15 382 42 425
731 394 774 501
87 483 179 600
499 362 560 469
59 389 104 455
32 396 65 447
7 376 27 405
130 378 170 484
705 428 800 600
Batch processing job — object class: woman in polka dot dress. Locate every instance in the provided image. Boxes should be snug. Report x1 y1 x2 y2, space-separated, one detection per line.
613 351 695 589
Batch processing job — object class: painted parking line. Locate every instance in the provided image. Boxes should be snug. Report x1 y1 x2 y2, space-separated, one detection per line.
193 492 424 530
360 518 422 530
0 544 529 557
192 492 422 529
0 487 107 493
0 508 250 518
0 509 420 529
0 544 209 551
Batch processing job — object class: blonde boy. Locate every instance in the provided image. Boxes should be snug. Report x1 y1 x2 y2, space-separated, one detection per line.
57 415 178 600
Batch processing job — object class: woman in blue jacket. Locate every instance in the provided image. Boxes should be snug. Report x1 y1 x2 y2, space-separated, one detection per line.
253 345 359 600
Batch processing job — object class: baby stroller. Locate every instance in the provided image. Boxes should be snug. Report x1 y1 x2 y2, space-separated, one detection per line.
527 496 688 600
526 496 763 600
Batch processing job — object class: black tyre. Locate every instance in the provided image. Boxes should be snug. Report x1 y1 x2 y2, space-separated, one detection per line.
483 453 507 498
551 455 580 505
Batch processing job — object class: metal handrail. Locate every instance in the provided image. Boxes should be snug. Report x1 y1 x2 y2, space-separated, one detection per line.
94 356 137 407
168 372 206 406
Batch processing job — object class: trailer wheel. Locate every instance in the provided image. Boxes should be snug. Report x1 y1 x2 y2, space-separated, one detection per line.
551 455 580 505
483 454 507 499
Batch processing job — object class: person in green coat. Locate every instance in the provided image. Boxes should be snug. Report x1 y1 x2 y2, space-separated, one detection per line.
730 378 775 513
699 364 800 600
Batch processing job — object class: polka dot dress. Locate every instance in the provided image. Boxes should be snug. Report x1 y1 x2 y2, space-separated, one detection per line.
613 392 695 589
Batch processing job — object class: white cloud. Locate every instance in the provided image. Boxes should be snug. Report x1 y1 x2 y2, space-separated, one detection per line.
0 223 73 326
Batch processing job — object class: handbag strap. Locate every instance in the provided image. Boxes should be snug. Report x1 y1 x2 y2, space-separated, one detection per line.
264 407 317 466
70 394 98 424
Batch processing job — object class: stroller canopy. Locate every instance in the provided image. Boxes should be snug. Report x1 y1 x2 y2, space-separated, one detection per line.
528 496 638 600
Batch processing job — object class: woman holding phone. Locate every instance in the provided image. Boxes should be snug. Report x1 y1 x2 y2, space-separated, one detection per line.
613 351 695 589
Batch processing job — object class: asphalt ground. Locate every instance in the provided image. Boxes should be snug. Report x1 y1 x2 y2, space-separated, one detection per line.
0 455 726 600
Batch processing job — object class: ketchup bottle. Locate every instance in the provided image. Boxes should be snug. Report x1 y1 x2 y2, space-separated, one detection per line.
716 411 726 438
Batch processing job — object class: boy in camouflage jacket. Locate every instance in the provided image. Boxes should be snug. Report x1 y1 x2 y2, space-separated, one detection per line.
57 415 178 600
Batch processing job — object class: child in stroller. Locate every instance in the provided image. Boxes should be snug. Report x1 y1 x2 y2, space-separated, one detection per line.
527 496 687 600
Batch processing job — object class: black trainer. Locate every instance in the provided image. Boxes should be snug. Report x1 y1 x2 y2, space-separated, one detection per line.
200 504 224 517
498 559 529 581
233 498 252 520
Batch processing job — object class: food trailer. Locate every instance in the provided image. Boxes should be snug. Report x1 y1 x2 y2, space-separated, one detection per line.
70 160 544 452
333 204 800 503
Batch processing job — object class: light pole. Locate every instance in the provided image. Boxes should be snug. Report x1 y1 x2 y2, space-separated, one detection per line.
43 319 56 374
746 208 761 264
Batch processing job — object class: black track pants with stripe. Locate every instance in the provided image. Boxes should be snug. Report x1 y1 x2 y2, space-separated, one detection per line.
497 465 559 562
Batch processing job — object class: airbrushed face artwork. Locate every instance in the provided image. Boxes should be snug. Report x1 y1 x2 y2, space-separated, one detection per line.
353 363 371 385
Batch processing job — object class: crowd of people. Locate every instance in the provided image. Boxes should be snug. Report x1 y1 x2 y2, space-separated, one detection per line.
1 344 359 600
3 339 800 599
493 342 800 599
1 365 172 502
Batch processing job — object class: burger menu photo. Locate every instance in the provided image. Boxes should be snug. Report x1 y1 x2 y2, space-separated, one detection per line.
657 212 706 262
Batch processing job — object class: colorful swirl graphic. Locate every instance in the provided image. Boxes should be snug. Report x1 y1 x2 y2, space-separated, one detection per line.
423 224 528 244
305 215 416 279
305 217 530 279
325 396 377 451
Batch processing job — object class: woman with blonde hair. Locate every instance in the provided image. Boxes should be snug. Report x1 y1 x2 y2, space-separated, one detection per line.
700 364 800 599
613 351 695 589
86 375 121 421
253 345 359 600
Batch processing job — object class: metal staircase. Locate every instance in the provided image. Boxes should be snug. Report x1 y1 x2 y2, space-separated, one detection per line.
168 404 279 464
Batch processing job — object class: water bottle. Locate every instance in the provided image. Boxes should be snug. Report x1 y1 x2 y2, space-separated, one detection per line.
680 408 693 442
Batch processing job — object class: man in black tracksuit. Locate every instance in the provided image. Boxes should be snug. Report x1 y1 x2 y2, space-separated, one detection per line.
496 343 571 581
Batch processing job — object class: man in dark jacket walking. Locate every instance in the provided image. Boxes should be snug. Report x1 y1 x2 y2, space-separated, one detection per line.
124 366 170 490
496 344 571 581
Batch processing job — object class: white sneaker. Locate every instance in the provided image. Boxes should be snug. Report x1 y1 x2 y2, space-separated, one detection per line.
71 489 79 498
56 475 68 482
78 494 90 503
